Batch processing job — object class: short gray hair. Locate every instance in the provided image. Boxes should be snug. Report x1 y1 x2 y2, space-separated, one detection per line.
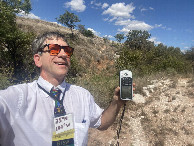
32 32 68 54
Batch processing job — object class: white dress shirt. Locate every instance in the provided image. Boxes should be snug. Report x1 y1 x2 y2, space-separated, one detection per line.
0 76 104 146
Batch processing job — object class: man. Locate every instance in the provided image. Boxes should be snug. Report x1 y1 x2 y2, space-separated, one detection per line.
0 32 125 146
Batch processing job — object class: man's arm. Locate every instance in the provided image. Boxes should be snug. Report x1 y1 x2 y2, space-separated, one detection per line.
97 87 126 131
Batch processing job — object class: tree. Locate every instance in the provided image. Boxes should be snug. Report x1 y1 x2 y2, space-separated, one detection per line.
77 24 85 34
116 34 191 76
114 34 125 43
185 47 194 72
124 30 152 50
1 0 31 13
185 47 194 61
78 24 94 38
0 0 35 85
103 36 109 43
56 11 80 36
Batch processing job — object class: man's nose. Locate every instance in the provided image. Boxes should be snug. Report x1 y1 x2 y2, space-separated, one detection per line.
57 49 69 58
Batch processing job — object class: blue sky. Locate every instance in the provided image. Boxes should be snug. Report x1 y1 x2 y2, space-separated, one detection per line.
19 0 194 51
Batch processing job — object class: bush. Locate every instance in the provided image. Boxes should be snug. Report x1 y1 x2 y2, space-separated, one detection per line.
65 56 83 83
0 73 12 90
75 73 118 108
78 25 94 38
116 45 192 76
0 1 36 84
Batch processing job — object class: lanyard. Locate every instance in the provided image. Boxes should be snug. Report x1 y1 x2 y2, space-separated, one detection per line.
37 83 66 104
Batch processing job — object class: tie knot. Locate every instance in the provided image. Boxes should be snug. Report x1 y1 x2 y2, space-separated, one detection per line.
50 88 62 99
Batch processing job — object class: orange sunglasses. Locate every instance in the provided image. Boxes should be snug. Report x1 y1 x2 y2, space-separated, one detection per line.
40 44 74 57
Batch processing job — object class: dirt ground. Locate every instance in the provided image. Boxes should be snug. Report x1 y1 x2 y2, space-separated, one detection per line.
88 77 194 146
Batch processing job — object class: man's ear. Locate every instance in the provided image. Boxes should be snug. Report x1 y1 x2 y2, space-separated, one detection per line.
34 54 42 68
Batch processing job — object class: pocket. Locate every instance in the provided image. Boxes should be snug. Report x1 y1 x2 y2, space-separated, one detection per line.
74 123 89 146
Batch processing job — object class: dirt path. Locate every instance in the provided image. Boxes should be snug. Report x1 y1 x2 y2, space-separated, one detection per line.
129 117 148 146
88 77 194 146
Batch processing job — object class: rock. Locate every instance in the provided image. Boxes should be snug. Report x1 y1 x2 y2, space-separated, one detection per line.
143 89 150 97
133 94 146 104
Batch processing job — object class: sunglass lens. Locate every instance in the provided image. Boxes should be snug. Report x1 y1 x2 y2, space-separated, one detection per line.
49 44 60 55
64 46 73 56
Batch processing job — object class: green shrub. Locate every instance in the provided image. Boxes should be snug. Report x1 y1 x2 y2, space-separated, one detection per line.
75 73 118 108
0 73 12 90
116 45 192 76
78 25 94 38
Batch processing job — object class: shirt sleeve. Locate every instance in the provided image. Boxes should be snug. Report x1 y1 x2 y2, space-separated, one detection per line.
88 94 104 128
0 90 13 143
0 97 10 135
0 85 23 127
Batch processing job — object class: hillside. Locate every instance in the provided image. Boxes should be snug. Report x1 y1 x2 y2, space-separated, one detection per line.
88 77 194 146
16 16 119 74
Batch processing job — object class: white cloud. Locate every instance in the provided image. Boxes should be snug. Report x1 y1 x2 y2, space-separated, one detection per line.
102 3 153 33
181 49 187 53
103 17 109 21
18 10 40 19
104 35 113 39
90 0 95 5
154 24 172 31
102 2 157 34
109 17 117 22
102 3 109 9
148 37 161 45
149 7 154 10
102 3 135 18
115 19 131 26
166 28 172 31
95 2 101 7
90 0 103 9
184 46 189 49
87 28 101 36
154 24 162 28
51 22 62 26
117 20 153 32
65 0 86 12
140 6 154 12
140 8 147 12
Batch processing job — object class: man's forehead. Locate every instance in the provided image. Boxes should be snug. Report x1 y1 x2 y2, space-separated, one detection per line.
46 36 63 41
44 37 68 46
45 37 66 43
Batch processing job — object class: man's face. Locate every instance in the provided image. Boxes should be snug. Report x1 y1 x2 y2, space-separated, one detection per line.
34 37 71 81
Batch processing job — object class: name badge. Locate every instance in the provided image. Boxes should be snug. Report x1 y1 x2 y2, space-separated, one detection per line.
52 114 75 145
54 114 74 134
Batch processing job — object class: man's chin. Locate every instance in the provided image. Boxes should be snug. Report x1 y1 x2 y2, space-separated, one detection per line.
55 71 68 79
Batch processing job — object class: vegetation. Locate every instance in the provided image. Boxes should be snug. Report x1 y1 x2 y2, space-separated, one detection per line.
184 47 194 73
56 10 80 36
125 30 153 50
1 0 32 13
116 30 192 76
0 0 35 88
114 34 125 43
103 36 109 43
78 24 94 38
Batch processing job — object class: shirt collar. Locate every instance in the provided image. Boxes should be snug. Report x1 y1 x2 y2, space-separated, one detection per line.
37 76 66 94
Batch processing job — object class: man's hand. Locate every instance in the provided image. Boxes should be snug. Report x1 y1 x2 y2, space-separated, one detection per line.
98 83 135 131
113 83 136 106
113 87 126 107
